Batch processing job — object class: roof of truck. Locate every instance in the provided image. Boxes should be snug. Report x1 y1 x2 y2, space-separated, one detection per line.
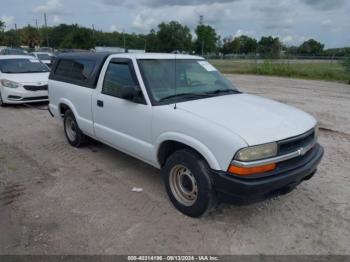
56 52 203 60
110 53 204 60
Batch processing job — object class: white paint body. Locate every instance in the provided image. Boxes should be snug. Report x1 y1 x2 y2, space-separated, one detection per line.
0 55 49 104
49 53 316 171
32 52 53 66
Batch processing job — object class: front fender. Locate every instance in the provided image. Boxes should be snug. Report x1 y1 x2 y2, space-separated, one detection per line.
154 132 221 170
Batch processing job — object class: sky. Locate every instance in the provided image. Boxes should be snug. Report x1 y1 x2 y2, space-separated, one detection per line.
0 0 349 48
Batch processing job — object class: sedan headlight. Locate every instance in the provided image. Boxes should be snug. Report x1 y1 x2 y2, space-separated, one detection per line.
0 79 22 88
235 142 278 162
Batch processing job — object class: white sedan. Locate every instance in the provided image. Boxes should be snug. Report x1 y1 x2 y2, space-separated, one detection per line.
32 52 53 67
0 55 50 106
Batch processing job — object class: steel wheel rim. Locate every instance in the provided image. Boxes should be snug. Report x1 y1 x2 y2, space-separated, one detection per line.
65 116 77 141
169 165 198 206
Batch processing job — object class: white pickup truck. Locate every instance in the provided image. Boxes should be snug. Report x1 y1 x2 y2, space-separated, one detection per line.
48 52 324 217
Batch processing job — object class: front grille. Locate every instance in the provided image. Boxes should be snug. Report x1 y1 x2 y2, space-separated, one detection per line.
278 129 315 155
237 143 320 180
7 95 21 100
22 96 48 101
23 85 48 91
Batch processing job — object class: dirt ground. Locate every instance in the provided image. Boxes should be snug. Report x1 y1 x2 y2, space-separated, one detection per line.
0 75 349 255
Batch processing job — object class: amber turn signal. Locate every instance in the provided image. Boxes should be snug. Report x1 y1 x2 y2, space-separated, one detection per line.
228 163 276 176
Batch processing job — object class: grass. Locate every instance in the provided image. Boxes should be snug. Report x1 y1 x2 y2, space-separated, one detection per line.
209 59 350 83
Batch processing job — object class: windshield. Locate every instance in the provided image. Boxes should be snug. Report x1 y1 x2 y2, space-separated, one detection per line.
0 59 49 74
36 54 51 60
138 59 238 104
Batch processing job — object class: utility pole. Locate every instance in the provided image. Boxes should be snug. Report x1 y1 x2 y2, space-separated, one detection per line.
44 13 50 47
14 24 18 47
92 24 95 47
199 15 204 25
92 24 95 39
199 15 204 56
123 29 126 52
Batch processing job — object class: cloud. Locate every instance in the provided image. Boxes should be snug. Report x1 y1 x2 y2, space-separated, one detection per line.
234 29 256 38
103 0 238 7
33 0 63 14
1 15 14 28
131 3 234 32
282 34 308 46
109 24 120 32
300 0 346 10
53 15 62 24
321 19 332 27
253 0 296 30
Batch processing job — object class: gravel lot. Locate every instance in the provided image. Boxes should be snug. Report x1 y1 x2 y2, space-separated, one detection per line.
0 75 349 255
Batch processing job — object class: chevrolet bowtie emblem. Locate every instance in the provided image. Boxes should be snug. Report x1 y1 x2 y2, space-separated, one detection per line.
298 147 306 156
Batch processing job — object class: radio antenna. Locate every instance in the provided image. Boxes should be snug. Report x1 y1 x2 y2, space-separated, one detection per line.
174 54 177 110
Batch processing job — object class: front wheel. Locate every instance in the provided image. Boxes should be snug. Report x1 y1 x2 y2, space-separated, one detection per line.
63 110 89 147
162 149 217 217
0 91 6 107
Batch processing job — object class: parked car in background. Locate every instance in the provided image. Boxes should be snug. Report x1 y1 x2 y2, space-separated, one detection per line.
0 48 28 55
0 55 50 106
32 52 53 67
48 52 324 217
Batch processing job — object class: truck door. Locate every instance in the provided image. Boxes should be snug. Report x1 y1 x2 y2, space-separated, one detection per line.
92 58 153 163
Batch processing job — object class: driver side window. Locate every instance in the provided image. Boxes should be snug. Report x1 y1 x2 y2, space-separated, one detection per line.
102 62 138 99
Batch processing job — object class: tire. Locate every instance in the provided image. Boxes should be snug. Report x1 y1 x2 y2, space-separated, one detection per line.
63 110 89 147
162 149 217 217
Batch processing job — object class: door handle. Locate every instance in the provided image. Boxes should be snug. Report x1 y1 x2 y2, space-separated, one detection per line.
97 100 104 107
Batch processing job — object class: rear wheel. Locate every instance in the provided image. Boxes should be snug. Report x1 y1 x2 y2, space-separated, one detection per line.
63 110 89 147
162 149 217 217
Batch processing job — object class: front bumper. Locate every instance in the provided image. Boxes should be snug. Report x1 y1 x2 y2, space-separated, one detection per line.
211 143 324 205
1 87 48 104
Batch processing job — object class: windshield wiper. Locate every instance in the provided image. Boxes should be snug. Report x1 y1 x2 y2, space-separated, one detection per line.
19 70 48 73
159 92 210 102
204 89 240 95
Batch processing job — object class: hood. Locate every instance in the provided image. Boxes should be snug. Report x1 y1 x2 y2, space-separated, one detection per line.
1 72 49 85
176 94 316 146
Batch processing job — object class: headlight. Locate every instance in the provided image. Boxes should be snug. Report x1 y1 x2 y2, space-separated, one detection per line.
0 79 22 88
235 142 278 162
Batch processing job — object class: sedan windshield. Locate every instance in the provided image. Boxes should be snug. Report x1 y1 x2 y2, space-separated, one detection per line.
138 59 239 104
0 59 49 74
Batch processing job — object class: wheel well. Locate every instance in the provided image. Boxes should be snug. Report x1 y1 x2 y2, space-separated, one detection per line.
59 103 70 118
158 140 206 167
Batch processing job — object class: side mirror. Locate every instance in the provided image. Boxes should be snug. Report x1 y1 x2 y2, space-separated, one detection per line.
120 85 141 102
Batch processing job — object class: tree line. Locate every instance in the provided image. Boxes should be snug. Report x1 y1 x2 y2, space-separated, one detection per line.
1 20 349 58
